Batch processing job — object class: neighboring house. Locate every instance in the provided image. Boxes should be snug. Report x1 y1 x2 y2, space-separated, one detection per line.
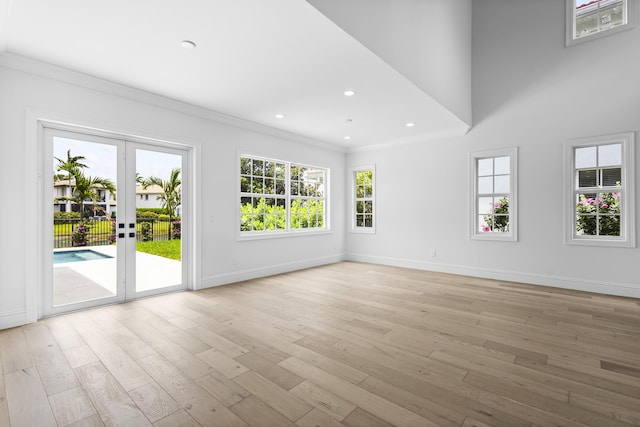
136 184 163 209
52 181 174 216
136 184 182 215
53 178 116 217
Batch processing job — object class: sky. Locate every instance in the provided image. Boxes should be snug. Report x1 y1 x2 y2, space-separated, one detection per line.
53 137 181 185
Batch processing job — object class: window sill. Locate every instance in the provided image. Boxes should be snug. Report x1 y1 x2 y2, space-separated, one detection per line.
237 229 332 241
566 236 635 248
350 228 376 235
470 233 517 242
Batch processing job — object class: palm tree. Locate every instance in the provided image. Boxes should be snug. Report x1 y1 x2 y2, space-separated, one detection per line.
72 172 116 217
141 168 181 239
54 149 88 185
55 149 88 211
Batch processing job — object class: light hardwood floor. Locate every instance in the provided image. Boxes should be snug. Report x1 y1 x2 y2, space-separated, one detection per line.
1 262 640 426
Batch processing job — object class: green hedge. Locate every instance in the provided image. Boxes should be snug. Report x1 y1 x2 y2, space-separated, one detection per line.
53 211 81 224
136 208 165 215
137 211 159 218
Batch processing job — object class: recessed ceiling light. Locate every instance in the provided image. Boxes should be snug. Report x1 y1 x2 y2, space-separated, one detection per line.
275 114 285 119
344 136 351 140
343 90 356 97
181 40 196 49
405 122 415 127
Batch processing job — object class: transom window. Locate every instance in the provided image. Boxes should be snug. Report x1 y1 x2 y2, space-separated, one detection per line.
566 0 636 46
470 148 518 241
351 166 375 232
239 155 327 235
565 133 635 247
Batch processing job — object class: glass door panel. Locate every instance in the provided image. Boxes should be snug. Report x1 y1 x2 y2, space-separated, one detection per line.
132 147 184 296
48 131 124 314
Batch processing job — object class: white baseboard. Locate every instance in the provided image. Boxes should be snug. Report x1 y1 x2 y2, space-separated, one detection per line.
200 254 347 289
0 309 27 330
347 253 640 299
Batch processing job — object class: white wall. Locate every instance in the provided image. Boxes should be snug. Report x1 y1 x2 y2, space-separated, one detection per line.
307 0 472 126
2 0 638 331
0 56 346 329
346 0 640 298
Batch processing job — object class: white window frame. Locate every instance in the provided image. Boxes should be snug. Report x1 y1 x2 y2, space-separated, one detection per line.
566 0 637 47
564 132 635 247
470 147 518 242
238 153 330 240
350 165 376 234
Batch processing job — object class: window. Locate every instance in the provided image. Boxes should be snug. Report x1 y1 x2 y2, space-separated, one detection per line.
351 166 375 233
565 132 635 247
239 155 328 236
470 148 518 241
290 164 326 230
566 0 636 46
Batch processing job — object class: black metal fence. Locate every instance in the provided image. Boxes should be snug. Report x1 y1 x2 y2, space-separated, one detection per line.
53 218 180 248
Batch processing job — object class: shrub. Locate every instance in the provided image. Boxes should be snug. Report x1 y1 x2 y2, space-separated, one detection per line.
483 197 509 232
140 221 153 241
108 219 116 244
576 192 621 236
71 221 90 246
240 198 322 231
172 221 181 239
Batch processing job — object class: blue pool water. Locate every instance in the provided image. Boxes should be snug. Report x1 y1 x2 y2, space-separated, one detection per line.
53 249 113 264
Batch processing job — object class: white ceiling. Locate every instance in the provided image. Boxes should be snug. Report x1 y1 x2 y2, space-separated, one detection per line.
0 0 469 150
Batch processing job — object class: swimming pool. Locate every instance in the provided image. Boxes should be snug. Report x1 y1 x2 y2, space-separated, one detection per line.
53 249 113 264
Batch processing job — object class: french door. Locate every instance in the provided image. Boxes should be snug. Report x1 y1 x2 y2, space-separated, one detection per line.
43 127 189 316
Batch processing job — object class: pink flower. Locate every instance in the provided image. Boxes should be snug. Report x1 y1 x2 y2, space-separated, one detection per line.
613 192 621 198
494 202 501 209
601 204 608 209
482 225 490 232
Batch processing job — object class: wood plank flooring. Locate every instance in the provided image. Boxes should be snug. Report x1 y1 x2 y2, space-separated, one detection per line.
1 261 640 426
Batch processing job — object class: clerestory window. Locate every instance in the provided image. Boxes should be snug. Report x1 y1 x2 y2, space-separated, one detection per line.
566 0 636 46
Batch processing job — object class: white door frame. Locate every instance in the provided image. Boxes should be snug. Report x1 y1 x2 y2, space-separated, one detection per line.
27 113 198 321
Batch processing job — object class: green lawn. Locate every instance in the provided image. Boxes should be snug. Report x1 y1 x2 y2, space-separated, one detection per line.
136 239 181 260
